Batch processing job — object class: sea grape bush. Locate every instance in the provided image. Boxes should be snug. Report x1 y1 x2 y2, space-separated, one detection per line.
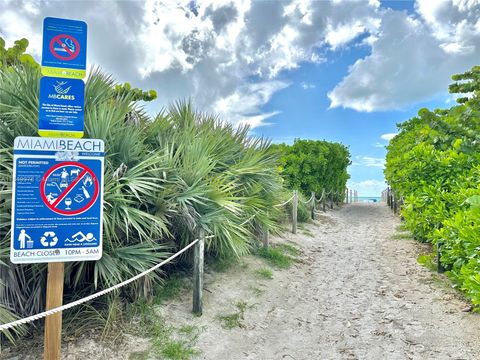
272 139 351 201
385 65 480 307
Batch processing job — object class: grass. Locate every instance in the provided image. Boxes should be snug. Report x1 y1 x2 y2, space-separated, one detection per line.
218 301 255 329
417 254 438 272
249 285 265 296
256 243 301 269
218 312 243 329
391 232 412 240
153 274 189 305
127 301 201 360
276 243 302 256
302 229 314 237
255 267 273 279
209 256 239 272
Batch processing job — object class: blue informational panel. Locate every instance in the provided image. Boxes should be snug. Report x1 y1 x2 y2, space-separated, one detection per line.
11 137 104 264
38 76 85 138
41 17 87 79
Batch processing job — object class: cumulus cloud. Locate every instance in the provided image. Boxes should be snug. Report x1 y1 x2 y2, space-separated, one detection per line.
0 0 382 127
380 133 397 141
329 1 480 111
2 0 477 124
347 179 386 197
352 156 385 168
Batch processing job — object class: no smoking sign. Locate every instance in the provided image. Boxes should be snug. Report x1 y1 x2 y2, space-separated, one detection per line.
41 17 87 79
49 34 81 61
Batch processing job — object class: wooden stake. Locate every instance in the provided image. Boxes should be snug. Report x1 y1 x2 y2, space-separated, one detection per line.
311 192 315 220
346 189 349 204
44 262 64 360
262 226 269 248
292 190 298 234
322 189 326 212
193 229 205 315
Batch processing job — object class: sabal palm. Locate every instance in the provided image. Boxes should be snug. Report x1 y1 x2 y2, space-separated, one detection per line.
0 65 285 341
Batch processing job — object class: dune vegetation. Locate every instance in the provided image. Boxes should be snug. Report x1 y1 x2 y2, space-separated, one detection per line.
385 65 480 307
0 38 351 342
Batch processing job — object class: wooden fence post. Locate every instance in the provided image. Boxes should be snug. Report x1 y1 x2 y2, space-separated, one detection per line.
44 262 65 360
346 188 349 204
263 213 269 248
292 190 298 234
193 228 205 315
311 192 315 220
322 189 326 212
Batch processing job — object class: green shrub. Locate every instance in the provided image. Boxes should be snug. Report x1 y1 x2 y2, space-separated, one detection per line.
385 65 480 306
271 140 350 200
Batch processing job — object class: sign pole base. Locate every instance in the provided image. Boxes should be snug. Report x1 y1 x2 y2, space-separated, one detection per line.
44 262 64 360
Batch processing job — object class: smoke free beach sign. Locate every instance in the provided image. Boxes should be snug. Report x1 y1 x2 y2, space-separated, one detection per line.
41 17 87 79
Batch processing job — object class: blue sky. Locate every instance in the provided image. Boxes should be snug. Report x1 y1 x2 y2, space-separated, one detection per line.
1 0 479 195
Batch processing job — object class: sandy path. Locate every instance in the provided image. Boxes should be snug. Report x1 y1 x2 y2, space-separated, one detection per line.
160 203 480 360
5 203 480 360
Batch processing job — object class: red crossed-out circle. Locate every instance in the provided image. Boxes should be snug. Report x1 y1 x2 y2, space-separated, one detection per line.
40 162 99 216
49 34 80 61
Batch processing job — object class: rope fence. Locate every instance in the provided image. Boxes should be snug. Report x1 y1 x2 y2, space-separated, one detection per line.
273 194 295 208
0 235 214 332
0 187 356 340
300 193 315 205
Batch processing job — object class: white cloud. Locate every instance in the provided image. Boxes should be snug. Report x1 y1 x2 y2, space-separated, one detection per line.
213 81 289 127
3 0 477 123
329 2 480 112
347 179 386 197
380 133 397 141
374 142 385 148
300 82 316 89
352 156 385 168
0 0 384 128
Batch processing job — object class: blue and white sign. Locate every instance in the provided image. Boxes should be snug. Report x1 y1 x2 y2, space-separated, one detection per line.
38 76 85 138
41 17 87 79
11 136 104 264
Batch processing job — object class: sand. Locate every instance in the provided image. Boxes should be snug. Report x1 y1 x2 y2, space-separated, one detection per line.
159 203 480 359
4 203 480 359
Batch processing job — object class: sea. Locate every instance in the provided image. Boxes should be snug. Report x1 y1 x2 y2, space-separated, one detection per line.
356 196 382 203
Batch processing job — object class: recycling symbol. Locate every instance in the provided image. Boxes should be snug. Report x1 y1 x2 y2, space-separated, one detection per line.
40 231 59 247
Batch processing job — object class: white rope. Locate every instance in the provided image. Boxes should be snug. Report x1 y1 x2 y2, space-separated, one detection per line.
273 194 295 207
315 192 325 203
300 194 315 205
0 236 214 332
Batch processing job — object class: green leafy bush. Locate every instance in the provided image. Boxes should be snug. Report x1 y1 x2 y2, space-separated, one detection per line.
385 65 480 306
271 139 350 202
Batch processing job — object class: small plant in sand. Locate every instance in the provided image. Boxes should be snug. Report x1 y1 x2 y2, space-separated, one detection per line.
257 243 301 269
255 267 274 279
218 301 255 329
